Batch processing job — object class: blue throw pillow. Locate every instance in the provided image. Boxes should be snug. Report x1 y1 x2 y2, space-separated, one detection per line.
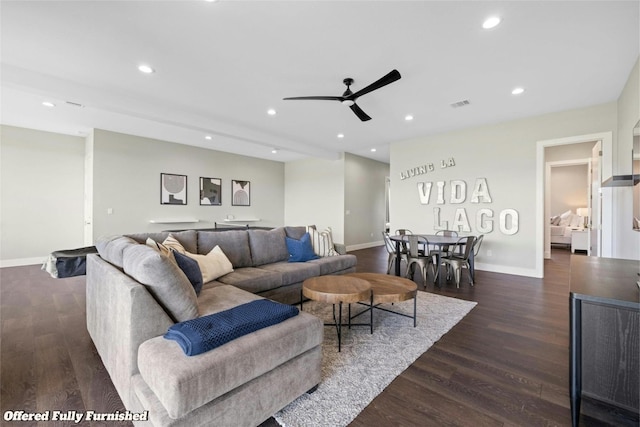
286 232 319 263
172 250 203 295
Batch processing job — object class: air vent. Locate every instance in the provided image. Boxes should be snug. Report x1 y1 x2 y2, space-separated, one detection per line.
450 99 470 108
65 101 84 107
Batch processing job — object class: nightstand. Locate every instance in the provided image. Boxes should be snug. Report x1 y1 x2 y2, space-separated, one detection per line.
571 229 589 254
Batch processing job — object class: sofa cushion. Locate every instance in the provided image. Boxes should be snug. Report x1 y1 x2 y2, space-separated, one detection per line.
126 230 198 254
122 244 199 322
197 231 253 268
258 261 320 286
172 250 203 296
308 253 358 275
285 233 319 262
247 227 289 266
96 235 138 268
216 267 282 294
137 285 323 419
284 226 308 240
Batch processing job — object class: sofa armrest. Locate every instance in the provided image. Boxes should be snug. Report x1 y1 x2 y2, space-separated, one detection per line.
334 243 347 255
137 311 322 419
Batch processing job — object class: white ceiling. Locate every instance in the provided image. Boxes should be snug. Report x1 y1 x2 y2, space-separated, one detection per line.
2 1 639 163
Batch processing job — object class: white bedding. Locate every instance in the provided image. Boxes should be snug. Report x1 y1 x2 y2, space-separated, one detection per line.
550 225 572 245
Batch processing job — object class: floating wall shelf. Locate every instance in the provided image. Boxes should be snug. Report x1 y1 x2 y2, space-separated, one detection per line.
149 219 200 224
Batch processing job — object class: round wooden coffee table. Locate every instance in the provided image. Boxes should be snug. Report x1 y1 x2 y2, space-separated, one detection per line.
346 272 418 327
302 275 372 352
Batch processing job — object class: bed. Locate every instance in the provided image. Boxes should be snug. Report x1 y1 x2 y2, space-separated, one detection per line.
550 211 584 246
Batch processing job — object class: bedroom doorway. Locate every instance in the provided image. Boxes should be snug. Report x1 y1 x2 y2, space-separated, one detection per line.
536 131 612 278
545 159 591 258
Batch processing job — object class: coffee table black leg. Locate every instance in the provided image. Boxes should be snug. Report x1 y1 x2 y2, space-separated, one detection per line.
395 240 401 276
338 302 343 352
370 294 373 334
413 295 417 327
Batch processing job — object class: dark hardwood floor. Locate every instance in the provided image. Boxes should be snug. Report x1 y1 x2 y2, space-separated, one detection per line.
1 247 637 426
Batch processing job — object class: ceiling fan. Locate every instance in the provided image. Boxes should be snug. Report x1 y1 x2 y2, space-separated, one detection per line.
283 69 401 121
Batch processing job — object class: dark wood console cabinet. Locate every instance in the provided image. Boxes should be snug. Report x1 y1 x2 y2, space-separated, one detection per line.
569 256 640 426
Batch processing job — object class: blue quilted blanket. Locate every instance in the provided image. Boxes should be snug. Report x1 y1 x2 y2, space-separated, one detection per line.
164 299 299 356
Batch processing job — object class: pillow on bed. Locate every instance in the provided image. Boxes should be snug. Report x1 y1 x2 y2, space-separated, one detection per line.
550 215 561 226
569 214 583 228
558 210 573 226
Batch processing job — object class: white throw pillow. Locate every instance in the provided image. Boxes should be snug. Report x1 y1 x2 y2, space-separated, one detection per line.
185 245 234 282
146 238 171 256
558 210 573 227
306 226 338 257
569 214 583 228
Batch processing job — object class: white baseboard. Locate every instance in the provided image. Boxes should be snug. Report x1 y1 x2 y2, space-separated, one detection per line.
474 262 542 278
346 241 384 252
0 257 46 268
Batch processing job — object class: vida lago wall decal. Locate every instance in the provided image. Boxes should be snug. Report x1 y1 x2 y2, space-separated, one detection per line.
400 158 519 235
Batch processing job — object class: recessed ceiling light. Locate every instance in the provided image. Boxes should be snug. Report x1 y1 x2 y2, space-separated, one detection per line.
42 101 55 108
511 87 525 95
405 115 414 121
482 16 501 29
267 108 276 116
271 149 278 154
205 135 212 140
370 148 377 152
138 64 155 74
337 133 345 139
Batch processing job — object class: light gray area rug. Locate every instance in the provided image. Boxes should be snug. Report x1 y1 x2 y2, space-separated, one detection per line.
274 291 477 427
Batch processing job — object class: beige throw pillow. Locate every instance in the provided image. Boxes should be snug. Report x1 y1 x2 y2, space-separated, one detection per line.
306 226 338 257
162 234 187 254
185 245 234 282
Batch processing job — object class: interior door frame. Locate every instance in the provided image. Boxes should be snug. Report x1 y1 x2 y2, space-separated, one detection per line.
536 131 613 278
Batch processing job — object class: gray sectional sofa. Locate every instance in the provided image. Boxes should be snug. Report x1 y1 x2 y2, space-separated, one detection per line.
86 226 357 427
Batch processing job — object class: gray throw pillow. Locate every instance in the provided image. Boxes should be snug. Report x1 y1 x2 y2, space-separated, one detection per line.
123 244 198 322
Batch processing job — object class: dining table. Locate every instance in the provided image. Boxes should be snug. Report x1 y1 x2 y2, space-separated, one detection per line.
389 234 475 286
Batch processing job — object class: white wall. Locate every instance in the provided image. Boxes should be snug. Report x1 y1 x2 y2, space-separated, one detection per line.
91 129 285 239
614 57 640 260
550 164 588 215
344 153 389 249
0 125 85 265
390 102 618 277
284 156 345 243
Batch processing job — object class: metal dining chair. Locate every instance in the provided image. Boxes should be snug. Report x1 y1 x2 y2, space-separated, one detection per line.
382 231 407 275
434 229 459 256
435 235 475 288
405 235 434 286
395 229 413 256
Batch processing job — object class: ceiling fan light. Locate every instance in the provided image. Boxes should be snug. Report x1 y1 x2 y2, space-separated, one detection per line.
341 99 355 107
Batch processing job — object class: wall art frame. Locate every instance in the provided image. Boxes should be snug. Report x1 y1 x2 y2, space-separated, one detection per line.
231 179 250 206
160 173 187 205
200 177 222 206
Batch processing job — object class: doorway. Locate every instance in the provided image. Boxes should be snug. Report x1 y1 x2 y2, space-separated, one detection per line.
535 131 613 278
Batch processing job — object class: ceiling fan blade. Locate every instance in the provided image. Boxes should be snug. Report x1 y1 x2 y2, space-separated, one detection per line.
283 96 343 101
349 69 401 100
350 103 372 121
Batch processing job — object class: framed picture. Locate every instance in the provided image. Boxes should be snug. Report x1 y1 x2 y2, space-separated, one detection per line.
231 179 250 206
200 177 222 206
160 173 187 205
